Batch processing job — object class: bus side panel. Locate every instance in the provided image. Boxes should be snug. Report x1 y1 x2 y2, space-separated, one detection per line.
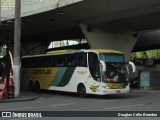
21 67 58 90
50 67 67 86
37 67 58 89
72 67 97 94
72 67 105 95
48 67 76 92
21 66 104 95
49 67 76 87
57 67 76 87
49 67 92 93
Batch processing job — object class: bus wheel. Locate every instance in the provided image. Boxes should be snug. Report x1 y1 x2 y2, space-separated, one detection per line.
77 84 86 98
34 81 41 92
29 81 34 91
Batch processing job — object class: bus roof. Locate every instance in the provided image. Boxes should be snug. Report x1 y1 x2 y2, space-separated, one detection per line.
47 49 79 54
87 49 123 54
22 49 123 58
47 49 123 54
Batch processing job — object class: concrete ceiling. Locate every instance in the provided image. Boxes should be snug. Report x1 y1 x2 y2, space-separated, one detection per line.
2 0 160 50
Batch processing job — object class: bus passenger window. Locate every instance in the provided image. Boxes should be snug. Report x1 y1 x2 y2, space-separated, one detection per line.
45 57 52 67
67 55 76 67
50 56 55 67
31 58 36 68
56 56 65 67
77 53 87 67
25 58 31 68
41 57 46 67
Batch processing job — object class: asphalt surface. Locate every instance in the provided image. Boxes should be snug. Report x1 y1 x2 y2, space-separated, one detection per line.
1 89 160 120
0 88 160 103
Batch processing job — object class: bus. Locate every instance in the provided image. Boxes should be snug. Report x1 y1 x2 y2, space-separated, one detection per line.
21 49 130 97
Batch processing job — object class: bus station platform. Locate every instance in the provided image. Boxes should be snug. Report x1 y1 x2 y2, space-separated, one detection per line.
0 90 40 103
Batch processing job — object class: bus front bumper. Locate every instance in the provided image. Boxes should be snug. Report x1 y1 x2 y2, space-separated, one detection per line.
102 87 130 95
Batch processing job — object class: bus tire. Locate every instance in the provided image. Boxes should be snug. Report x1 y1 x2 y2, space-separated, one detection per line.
34 81 41 92
29 80 34 91
77 84 87 98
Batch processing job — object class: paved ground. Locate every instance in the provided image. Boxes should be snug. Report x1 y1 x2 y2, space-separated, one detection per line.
1 88 160 103
0 89 160 120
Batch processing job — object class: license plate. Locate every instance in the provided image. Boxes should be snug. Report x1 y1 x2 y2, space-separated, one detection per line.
116 90 121 93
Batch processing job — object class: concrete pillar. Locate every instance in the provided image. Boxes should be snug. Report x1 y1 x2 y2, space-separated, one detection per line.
80 23 138 61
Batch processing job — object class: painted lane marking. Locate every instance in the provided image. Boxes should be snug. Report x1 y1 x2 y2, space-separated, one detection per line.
49 103 75 107
98 100 115 102
5 107 33 111
104 104 144 110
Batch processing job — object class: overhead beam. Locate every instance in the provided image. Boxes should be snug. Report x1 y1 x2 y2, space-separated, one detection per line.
80 23 138 61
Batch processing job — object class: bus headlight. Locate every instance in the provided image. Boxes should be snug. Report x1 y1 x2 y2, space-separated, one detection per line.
106 86 111 89
102 86 111 89
125 85 130 88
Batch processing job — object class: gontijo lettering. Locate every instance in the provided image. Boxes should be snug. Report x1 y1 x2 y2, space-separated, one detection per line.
33 69 51 74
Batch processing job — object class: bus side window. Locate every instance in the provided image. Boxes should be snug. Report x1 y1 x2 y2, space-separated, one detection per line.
36 57 40 67
40 57 45 67
31 58 36 68
56 55 65 67
51 56 55 67
24 58 30 68
67 54 76 67
26 58 31 68
33 57 39 68
45 56 52 67
88 53 100 81
77 53 87 67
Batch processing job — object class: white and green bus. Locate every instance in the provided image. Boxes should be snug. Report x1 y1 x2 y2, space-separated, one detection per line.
21 49 130 97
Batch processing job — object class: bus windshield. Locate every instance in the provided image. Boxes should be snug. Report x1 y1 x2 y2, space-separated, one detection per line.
99 53 128 83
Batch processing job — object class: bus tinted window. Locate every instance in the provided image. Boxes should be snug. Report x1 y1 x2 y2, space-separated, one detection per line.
76 53 87 67
21 53 86 68
50 56 55 67
30 58 37 68
88 53 100 81
56 55 66 67
67 54 76 67
99 53 124 63
22 58 32 68
41 56 53 67
22 56 55 68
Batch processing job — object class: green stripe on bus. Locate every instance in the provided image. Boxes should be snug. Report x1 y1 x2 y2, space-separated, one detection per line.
58 67 76 87
51 67 67 86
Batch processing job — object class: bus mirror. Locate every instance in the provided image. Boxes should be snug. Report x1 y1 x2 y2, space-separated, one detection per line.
128 61 136 73
100 60 106 72
128 61 136 81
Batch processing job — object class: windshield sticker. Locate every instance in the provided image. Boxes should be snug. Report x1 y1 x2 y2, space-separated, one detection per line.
106 83 124 89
